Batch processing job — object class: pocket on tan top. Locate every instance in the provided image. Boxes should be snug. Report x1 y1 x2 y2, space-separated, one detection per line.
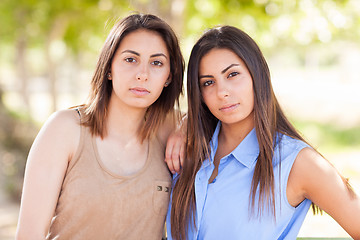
152 180 172 216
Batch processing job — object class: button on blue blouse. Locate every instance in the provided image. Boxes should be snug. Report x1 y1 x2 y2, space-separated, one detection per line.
167 121 311 240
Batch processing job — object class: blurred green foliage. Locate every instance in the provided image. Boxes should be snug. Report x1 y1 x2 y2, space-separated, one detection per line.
0 0 359 200
293 119 360 152
0 91 38 201
1 0 359 54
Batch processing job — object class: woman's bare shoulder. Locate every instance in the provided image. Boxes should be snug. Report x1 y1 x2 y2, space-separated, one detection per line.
34 108 82 159
47 108 81 126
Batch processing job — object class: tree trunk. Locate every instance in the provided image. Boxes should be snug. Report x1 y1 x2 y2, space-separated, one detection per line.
15 34 31 115
45 39 58 113
44 16 69 113
169 0 185 35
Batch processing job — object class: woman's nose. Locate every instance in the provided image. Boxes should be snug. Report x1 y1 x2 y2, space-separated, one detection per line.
136 63 148 81
217 81 229 98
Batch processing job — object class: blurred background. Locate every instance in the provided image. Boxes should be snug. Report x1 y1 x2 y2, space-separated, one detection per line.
0 0 359 239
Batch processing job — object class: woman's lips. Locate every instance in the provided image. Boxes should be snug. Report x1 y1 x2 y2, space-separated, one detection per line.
130 87 150 96
219 103 239 112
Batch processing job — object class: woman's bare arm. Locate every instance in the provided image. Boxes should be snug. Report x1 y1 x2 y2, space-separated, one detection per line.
288 147 360 239
16 109 81 240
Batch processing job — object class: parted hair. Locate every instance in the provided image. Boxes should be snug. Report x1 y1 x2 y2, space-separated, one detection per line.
81 13 184 141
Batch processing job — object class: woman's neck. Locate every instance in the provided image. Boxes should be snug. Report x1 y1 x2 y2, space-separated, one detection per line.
105 97 147 140
212 113 255 175
219 112 255 148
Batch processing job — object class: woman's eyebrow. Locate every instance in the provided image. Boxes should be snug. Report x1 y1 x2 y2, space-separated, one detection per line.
199 63 240 79
221 63 240 74
199 74 213 79
150 53 168 59
121 50 140 56
120 50 167 59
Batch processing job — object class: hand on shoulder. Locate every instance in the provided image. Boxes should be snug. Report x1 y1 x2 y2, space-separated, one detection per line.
159 111 187 174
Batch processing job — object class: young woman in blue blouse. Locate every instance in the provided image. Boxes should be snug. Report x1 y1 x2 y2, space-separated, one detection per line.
166 26 360 239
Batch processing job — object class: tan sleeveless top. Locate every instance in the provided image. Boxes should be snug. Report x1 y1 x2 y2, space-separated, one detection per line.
47 113 172 240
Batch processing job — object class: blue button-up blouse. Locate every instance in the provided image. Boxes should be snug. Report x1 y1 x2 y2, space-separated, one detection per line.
167 121 311 240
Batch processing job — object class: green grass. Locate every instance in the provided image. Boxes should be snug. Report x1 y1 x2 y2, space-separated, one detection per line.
297 238 351 240
292 119 360 153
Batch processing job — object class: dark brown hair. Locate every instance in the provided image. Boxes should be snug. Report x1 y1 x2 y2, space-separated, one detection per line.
171 26 318 240
81 13 184 141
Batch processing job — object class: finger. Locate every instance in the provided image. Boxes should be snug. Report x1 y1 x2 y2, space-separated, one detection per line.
165 138 174 161
165 140 176 174
168 161 176 175
165 155 176 174
179 142 185 168
171 140 183 173
171 156 181 173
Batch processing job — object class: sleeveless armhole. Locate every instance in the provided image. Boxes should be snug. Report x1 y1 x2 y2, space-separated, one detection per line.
282 140 311 210
65 108 86 174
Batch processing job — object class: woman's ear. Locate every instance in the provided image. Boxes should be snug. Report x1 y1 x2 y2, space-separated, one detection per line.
107 72 112 80
164 74 172 87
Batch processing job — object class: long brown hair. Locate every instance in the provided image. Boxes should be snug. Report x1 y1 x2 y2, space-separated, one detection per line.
171 26 318 240
81 13 184 141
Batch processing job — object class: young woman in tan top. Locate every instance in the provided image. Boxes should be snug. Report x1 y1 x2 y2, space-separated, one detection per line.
16 13 184 240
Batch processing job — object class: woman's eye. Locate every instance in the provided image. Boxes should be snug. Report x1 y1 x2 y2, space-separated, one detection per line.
125 57 136 63
203 80 214 86
228 72 239 78
152 60 163 66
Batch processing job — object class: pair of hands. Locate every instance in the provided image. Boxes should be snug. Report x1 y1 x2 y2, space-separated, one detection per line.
165 130 185 174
